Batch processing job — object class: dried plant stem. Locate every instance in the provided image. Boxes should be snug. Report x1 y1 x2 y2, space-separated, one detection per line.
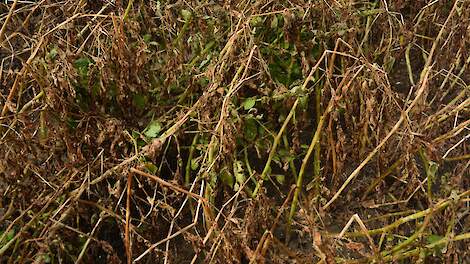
323 0 461 210
312 71 322 198
418 148 435 201
250 187 295 264
362 158 402 200
2 1 470 262
405 44 415 86
351 225 470 263
75 217 104 264
383 208 433 256
0 0 18 45
1 13 80 122
346 189 470 237
125 172 133 264
130 168 207 203
432 119 470 143
0 171 78 257
444 153 470 161
323 57 431 211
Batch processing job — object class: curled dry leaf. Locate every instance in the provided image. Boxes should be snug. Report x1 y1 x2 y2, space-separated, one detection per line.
141 138 163 159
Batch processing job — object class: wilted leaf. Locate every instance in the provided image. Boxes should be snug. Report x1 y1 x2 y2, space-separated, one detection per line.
346 242 364 251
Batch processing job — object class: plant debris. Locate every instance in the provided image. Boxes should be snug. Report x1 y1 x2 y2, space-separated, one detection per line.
1 1 469 263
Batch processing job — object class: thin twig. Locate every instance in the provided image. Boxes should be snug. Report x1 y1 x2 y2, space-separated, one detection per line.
0 0 18 45
125 172 133 264
130 168 207 203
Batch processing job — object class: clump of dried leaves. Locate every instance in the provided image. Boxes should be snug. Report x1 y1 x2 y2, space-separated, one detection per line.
0 1 469 263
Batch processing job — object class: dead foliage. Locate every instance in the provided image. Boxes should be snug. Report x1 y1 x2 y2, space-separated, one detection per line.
1 0 469 263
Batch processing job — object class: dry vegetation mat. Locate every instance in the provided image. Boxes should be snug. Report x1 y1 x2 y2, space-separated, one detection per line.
1 0 469 263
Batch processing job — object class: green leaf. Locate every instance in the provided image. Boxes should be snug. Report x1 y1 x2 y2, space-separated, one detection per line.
272 153 281 165
144 121 162 138
233 160 246 185
190 158 199 170
427 161 439 179
299 95 309 110
197 76 210 86
269 62 289 85
181 9 192 22
4 229 15 242
275 174 285 184
243 97 256 110
66 118 79 129
74 57 92 77
427 234 444 245
244 117 258 141
131 130 140 139
426 234 446 254
48 47 58 60
144 162 158 174
271 16 278 28
143 34 152 43
220 168 234 188
250 16 264 27
133 94 147 109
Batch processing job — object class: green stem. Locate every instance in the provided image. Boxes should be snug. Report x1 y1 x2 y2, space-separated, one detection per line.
383 212 431 256
282 135 298 182
287 100 328 239
123 0 135 21
243 148 258 185
185 134 199 186
252 98 299 197
362 158 402 200
252 62 323 197
347 190 470 237
443 153 470 161
313 71 322 198
418 148 434 202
